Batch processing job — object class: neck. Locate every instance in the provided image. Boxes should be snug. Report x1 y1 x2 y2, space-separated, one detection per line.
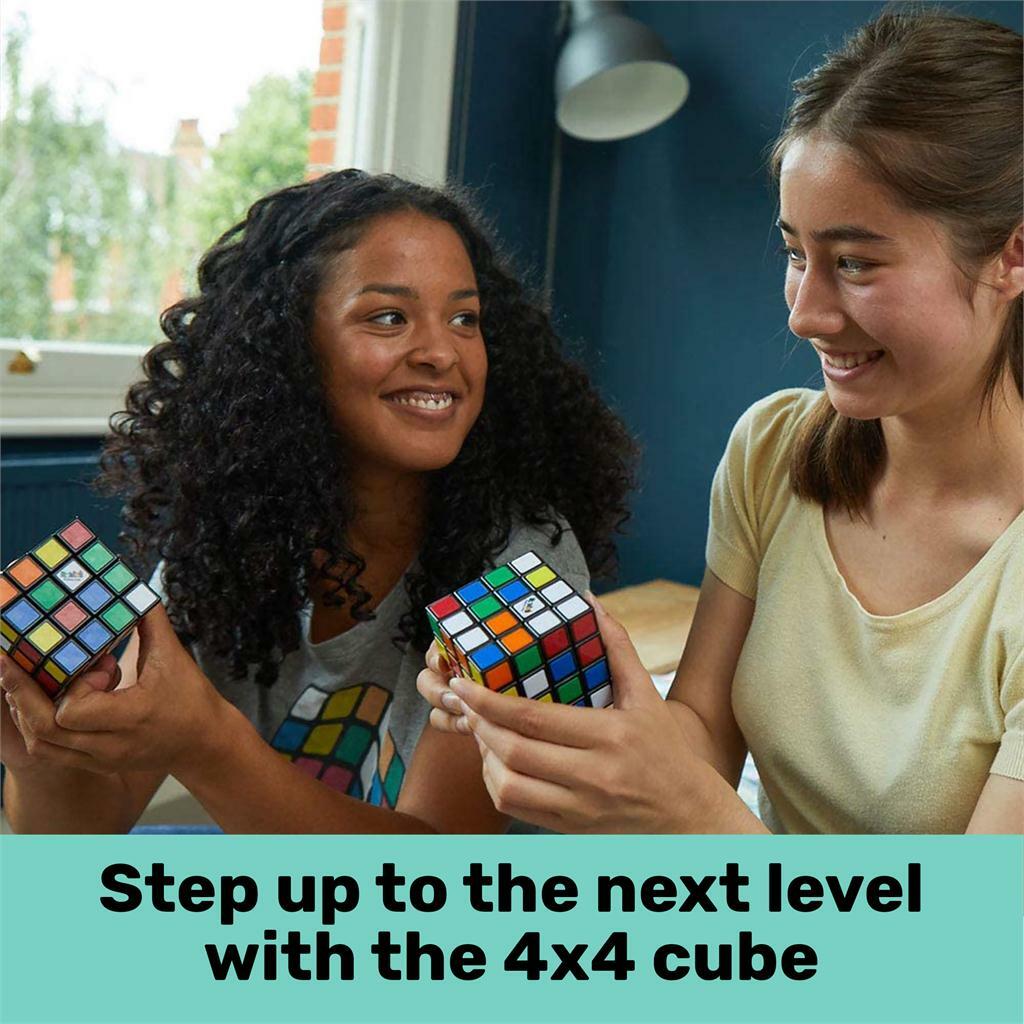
345 463 428 557
878 373 1024 505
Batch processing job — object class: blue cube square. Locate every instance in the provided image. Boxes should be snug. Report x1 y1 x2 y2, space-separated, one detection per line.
77 619 114 653
3 598 42 634
78 580 113 613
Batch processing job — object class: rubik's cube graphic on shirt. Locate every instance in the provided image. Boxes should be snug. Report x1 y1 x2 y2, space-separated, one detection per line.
0 519 160 700
426 551 613 708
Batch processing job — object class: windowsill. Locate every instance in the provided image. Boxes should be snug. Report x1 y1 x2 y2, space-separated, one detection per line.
1 340 149 438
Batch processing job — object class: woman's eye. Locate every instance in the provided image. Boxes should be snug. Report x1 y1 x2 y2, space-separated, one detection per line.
370 310 406 326
837 256 872 274
450 311 480 328
779 244 806 267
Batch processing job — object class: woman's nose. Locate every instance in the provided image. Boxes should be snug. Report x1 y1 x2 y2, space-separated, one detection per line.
787 267 845 340
409 322 459 371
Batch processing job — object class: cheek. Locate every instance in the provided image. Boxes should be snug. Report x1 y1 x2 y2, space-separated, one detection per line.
463 340 488 406
324 339 395 395
850 277 971 364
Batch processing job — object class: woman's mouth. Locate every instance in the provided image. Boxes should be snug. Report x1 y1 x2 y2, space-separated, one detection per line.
385 390 455 410
818 348 884 384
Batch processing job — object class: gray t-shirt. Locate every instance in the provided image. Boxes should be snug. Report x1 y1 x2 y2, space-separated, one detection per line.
155 520 589 811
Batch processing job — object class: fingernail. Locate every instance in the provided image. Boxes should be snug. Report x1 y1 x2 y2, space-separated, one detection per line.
584 589 606 614
450 677 470 696
440 690 461 713
456 715 472 734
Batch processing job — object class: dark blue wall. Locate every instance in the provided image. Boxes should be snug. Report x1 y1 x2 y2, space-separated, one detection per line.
453 0 1022 587
449 1 563 288
1 438 123 568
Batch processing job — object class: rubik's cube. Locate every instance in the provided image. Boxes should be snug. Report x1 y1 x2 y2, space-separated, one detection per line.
426 551 613 708
0 519 160 700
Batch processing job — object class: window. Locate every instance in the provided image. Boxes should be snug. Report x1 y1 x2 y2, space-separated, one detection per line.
0 0 457 436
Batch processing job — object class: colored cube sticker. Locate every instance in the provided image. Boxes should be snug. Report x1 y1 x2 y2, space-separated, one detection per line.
0 518 162 701
425 551 613 707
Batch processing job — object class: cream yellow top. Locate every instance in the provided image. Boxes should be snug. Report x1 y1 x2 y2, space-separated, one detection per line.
706 388 1024 834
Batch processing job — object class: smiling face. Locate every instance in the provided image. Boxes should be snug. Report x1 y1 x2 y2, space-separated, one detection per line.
778 135 1009 423
311 210 487 475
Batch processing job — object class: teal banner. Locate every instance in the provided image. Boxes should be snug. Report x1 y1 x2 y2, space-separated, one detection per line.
1 836 1021 1023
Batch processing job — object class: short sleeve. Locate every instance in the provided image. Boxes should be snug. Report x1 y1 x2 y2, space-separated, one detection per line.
499 517 590 597
990 647 1024 781
705 388 819 600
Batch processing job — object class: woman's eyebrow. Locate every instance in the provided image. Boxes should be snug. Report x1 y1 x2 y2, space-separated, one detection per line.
355 285 480 300
776 218 895 244
358 283 417 298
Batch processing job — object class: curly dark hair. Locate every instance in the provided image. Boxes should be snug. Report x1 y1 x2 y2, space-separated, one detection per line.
98 170 638 686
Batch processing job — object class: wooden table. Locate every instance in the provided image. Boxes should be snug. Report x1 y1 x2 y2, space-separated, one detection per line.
598 579 700 675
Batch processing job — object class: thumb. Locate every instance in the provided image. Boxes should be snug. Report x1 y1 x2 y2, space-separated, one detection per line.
585 591 659 709
64 654 120 696
135 602 178 681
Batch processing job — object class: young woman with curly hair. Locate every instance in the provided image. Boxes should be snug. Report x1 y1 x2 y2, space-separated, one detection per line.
0 171 636 833
421 8 1024 835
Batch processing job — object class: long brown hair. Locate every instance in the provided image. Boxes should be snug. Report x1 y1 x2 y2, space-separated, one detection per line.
770 7 1022 512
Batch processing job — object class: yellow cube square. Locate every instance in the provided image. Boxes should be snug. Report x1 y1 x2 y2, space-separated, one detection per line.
34 538 70 569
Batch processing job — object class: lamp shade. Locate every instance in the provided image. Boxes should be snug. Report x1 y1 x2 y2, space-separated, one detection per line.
555 1 689 141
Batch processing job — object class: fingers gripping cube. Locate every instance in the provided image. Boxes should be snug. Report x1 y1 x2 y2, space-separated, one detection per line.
1 519 161 700
425 552 613 708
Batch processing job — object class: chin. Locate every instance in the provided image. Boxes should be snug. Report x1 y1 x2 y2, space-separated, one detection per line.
386 444 464 474
824 383 890 422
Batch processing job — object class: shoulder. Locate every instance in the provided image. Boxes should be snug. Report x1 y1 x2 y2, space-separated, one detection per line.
498 514 590 596
728 387 821 460
991 514 1024 659
722 388 821 500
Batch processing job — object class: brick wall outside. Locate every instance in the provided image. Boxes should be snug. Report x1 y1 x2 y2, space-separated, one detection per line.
307 0 349 178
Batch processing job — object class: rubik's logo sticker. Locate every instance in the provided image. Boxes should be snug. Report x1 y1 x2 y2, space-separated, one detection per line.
425 551 613 708
271 683 407 807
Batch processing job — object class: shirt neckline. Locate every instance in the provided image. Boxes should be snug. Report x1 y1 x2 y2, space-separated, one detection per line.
812 501 1024 628
300 563 414 656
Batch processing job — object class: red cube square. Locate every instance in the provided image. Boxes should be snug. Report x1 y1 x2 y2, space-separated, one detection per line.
541 627 569 658
570 611 597 642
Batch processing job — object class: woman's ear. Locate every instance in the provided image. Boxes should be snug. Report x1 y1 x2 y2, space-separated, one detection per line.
992 222 1024 303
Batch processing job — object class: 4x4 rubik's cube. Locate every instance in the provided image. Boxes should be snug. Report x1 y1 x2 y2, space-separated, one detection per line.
426 551 613 708
0 519 160 700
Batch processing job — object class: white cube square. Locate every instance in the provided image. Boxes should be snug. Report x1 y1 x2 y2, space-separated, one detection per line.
556 595 590 620
526 610 561 636
291 685 329 721
540 580 572 603
440 611 473 635
510 551 541 573
455 626 489 652
124 582 159 613
521 669 549 698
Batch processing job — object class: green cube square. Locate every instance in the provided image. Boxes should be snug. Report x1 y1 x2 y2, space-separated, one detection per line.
100 600 135 633
469 595 502 620
483 565 515 588
102 562 136 594
29 579 65 612
557 676 583 704
81 542 115 572
383 757 406 806
514 645 542 675
337 723 372 763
